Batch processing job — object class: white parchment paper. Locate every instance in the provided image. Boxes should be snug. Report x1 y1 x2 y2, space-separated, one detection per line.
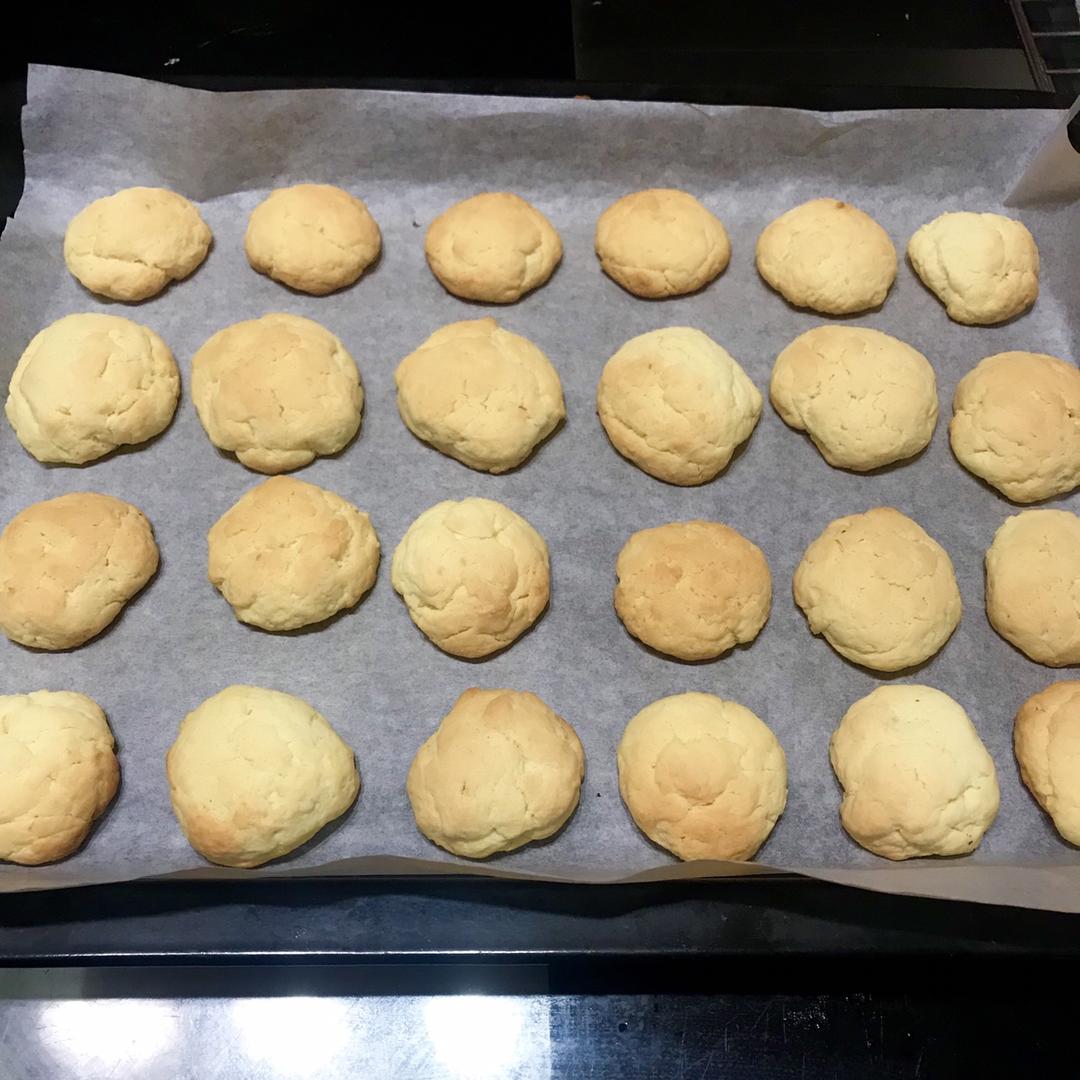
1 65 1079 910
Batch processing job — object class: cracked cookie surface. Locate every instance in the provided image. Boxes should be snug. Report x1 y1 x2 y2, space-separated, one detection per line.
0 690 119 865
166 684 359 868
985 509 1080 666
614 520 771 661
595 188 730 298
617 692 786 862
830 684 999 860
407 688 584 859
0 492 159 650
424 192 561 303
793 507 961 671
64 186 211 301
208 476 380 632
908 211 1038 325
191 313 363 474
6 312 180 464
950 351 1080 503
597 327 762 485
391 498 549 659
755 197 896 314
770 325 938 471
245 183 381 295
395 317 565 472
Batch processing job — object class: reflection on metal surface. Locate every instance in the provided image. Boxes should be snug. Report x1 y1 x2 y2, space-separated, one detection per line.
230 997 352 1076
424 995 542 1078
40 999 177 1075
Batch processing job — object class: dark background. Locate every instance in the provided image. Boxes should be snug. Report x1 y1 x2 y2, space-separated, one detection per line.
1 2 1078 1075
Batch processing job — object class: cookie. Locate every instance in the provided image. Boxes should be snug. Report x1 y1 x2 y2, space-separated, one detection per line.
0 493 159 651
614 521 771 661
907 211 1039 325
770 325 938 471
0 691 119 865
793 508 961 671
594 188 730 298
166 684 359 868
755 197 896 314
407 688 585 858
596 327 762 485
5 312 180 465
985 509 1080 666
830 685 999 860
64 186 211 301
191 313 363 473
424 192 562 303
391 497 549 659
950 351 1080 503
1014 680 1080 846
208 476 380 632
395 318 565 473
617 692 786 862
244 183 382 295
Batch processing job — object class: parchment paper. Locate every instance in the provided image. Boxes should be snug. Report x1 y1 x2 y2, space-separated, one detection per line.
1 65 1079 910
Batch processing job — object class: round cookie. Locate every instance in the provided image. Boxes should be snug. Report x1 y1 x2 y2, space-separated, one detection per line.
407 688 585 859
5 312 180 464
0 493 159 651
596 327 762 485
395 318 565 473
244 183 382 295
617 692 786 862
793 508 961 671
208 476 380 632
614 521 771 661
755 197 897 315
770 325 938 471
391 498 549 659
594 188 731 298
64 186 211 301
1014 681 1080 846
950 351 1080 503
191 313 363 474
166 685 359 868
985 510 1080 666
424 192 562 303
830 685 999 860
907 211 1039 325
0 691 119 865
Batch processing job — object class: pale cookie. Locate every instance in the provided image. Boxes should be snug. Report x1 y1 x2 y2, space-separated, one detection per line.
770 325 938 471
830 685 999 860
755 197 897 315
594 188 731 298
208 476 380 632
191 313 362 473
407 688 585 858
985 510 1080 666
391 497 549 659
64 186 211 301
0 493 159 651
395 318 565 473
244 183 382 295
1014 681 1080 846
907 211 1039 325
166 684 359 868
0 691 119 865
950 351 1080 503
597 327 762 485
617 692 786 862
614 521 771 661
425 192 562 303
793 508 961 671
6 312 180 464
